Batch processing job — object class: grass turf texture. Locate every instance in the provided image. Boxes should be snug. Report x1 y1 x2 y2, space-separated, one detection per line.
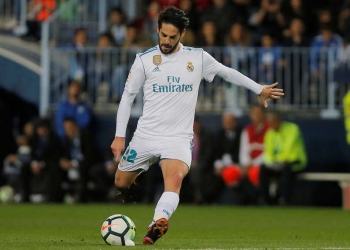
0 205 350 249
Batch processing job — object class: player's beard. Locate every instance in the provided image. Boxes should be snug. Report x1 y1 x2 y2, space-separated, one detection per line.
159 36 181 55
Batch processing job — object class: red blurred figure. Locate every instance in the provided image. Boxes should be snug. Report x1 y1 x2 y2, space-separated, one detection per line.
153 0 180 8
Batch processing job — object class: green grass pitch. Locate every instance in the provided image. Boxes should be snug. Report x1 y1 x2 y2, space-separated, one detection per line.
0 204 350 249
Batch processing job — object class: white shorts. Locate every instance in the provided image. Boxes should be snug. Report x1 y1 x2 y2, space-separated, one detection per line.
118 135 193 172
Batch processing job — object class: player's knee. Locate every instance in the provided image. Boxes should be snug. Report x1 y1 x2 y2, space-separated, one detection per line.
167 172 185 189
114 175 130 188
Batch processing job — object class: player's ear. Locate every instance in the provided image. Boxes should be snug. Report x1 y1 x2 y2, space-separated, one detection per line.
180 29 186 39
157 26 160 33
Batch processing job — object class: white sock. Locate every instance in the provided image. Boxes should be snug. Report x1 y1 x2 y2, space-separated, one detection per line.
149 191 179 227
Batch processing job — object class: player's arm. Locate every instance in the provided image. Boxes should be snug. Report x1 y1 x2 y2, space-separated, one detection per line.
202 51 284 107
111 55 145 162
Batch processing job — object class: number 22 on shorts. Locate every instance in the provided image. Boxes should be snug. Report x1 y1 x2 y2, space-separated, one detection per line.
122 147 137 164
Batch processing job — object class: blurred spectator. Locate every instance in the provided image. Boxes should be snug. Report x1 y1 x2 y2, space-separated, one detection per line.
344 90 350 146
143 2 161 45
256 33 283 84
223 22 256 104
341 41 350 66
213 113 242 177
260 112 307 205
224 22 253 73
283 18 310 47
107 20 151 103
239 105 269 181
310 25 343 75
333 39 350 84
22 0 56 41
238 104 269 203
188 116 215 204
2 135 31 201
196 20 221 47
106 7 127 46
201 0 237 36
316 9 336 32
181 28 196 46
23 121 35 143
67 28 89 84
93 33 116 103
124 21 149 48
194 0 212 12
153 0 180 8
281 0 317 37
0 89 38 187
178 0 198 46
249 0 286 43
22 119 62 202
230 0 251 25
179 0 199 32
58 118 100 203
55 81 92 138
108 21 147 103
338 0 350 39
282 18 310 104
221 105 268 204
3 120 35 191
225 22 252 47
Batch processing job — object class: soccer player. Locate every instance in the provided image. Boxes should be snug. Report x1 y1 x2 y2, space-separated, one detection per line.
110 6 284 245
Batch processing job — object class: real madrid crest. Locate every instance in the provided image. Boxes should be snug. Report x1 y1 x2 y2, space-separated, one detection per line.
187 62 194 72
153 55 162 66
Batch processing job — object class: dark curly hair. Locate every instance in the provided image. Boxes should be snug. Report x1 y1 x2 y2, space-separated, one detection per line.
158 6 190 34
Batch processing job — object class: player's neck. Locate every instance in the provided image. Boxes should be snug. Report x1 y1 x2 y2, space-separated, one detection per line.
173 43 181 53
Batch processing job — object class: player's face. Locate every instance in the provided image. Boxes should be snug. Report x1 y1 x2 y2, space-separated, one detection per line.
158 23 185 54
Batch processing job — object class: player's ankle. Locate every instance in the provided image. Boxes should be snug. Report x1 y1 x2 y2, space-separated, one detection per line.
114 187 129 203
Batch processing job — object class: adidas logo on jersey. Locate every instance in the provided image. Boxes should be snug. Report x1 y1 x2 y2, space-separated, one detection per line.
152 66 161 72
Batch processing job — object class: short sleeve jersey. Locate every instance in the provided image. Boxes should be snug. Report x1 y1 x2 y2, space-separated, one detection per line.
125 44 225 140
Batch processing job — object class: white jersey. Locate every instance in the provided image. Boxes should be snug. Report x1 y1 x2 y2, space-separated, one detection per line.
115 43 263 140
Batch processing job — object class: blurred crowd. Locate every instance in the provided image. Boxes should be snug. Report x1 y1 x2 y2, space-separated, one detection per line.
6 0 350 106
15 0 350 47
0 80 307 205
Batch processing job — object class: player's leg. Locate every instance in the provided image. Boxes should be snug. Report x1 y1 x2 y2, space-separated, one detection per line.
114 136 158 203
113 169 140 203
157 159 188 217
143 159 189 244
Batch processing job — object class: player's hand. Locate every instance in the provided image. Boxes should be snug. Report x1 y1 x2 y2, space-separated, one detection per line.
258 82 284 108
111 137 125 162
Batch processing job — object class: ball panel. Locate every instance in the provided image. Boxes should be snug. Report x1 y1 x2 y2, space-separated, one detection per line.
102 234 111 245
106 233 123 246
126 228 136 241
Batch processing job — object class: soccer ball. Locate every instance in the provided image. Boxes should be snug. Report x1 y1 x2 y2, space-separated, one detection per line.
101 214 136 246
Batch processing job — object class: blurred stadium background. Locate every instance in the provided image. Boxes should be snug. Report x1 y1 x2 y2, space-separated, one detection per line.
0 0 350 208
